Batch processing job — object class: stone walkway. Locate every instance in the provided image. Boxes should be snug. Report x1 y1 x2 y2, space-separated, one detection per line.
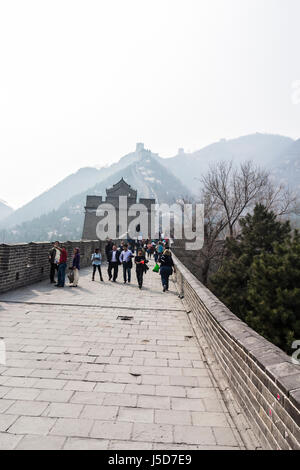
0 261 259 450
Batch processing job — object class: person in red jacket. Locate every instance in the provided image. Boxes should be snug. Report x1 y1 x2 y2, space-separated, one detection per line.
55 245 68 287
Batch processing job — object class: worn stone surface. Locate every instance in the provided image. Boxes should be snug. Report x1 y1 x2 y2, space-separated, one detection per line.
0 263 258 449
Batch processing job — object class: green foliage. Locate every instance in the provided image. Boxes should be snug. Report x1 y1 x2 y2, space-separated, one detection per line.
210 204 290 321
246 232 300 353
210 204 300 353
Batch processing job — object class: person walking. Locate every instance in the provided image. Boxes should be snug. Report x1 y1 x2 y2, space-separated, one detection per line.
159 249 175 292
70 247 80 287
146 242 153 259
55 245 68 288
119 243 133 284
107 244 120 282
105 239 113 262
157 242 164 262
135 249 148 289
48 241 60 283
91 248 104 281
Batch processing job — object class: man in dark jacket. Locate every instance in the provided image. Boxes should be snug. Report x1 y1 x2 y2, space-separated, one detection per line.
48 241 59 283
105 239 113 261
107 244 120 282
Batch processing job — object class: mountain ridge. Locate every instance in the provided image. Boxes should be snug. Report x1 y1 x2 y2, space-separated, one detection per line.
157 133 295 191
1 134 299 236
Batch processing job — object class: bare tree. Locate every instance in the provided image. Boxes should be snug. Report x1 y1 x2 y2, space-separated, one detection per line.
258 180 300 218
172 161 299 285
201 160 269 237
172 193 228 285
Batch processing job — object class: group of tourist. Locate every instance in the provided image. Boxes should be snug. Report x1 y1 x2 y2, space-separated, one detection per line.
48 238 175 292
48 242 80 288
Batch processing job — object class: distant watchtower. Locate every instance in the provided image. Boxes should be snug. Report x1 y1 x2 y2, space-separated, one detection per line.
82 178 155 240
136 142 144 153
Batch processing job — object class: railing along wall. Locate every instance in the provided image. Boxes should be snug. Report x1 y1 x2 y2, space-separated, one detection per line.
173 253 300 450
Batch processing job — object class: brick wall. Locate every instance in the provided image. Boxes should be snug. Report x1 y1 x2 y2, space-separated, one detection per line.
0 240 102 294
173 253 300 450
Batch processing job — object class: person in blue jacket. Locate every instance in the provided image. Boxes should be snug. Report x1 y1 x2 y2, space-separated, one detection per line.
91 248 104 282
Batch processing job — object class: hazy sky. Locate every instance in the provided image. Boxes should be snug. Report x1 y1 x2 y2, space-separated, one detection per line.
0 0 300 208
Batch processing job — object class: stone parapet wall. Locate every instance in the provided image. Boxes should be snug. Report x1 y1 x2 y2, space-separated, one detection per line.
0 240 102 294
173 253 300 450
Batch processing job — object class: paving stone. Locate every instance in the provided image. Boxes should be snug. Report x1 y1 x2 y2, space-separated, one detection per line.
183 367 209 377
192 412 230 427
118 407 154 423
169 360 193 368
156 386 186 398
71 391 105 405
169 376 200 387
30 370 60 379
45 403 84 418
2 368 35 377
125 384 155 395
109 440 152 450
16 434 66 450
50 418 94 437
153 443 200 450
137 395 170 410
203 398 225 412
5 388 41 401
156 367 183 376
63 438 109 450
174 425 216 445
213 427 239 446
95 382 126 393
186 388 217 399
64 381 96 392
102 393 137 407
132 423 173 443
37 389 74 403
0 386 11 398
7 400 49 417
0 432 23 450
142 375 170 386
81 405 118 420
0 414 18 432
4 377 38 388
91 421 133 440
8 416 56 435
113 373 140 384
155 410 191 425
35 379 67 390
85 372 114 382
172 398 205 411
0 399 14 413
192 361 206 368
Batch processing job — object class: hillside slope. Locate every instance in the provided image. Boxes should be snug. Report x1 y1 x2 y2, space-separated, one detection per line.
271 139 300 192
0 200 13 222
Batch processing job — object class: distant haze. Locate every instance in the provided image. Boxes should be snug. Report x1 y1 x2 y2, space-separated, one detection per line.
0 0 299 208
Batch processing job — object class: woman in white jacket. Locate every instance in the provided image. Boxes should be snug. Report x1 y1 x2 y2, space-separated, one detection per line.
91 248 104 282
